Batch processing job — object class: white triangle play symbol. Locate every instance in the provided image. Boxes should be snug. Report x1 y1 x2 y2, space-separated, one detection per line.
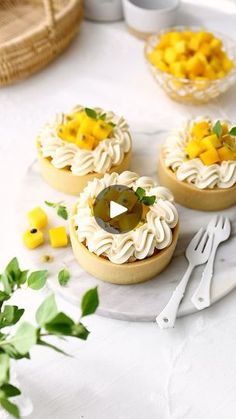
110 201 127 219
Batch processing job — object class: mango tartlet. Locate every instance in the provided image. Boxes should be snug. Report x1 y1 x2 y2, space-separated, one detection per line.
37 106 132 195
69 171 179 285
158 118 236 211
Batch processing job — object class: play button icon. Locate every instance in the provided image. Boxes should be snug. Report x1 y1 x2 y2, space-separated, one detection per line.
93 185 143 234
110 201 127 219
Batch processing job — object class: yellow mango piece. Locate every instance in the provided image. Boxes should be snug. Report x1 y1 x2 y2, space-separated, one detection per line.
76 133 96 150
49 226 68 248
203 65 217 80
158 33 171 48
75 111 86 125
164 47 178 65
174 40 187 54
199 43 212 57
58 125 70 141
169 32 182 45
117 190 138 211
211 38 222 51
186 56 205 76
191 121 211 140
222 57 234 73
28 207 48 230
201 134 222 150
210 57 221 72
93 121 113 141
78 116 97 136
218 146 235 162
155 60 170 72
186 140 205 159
200 148 220 165
188 35 201 52
142 204 150 220
170 61 186 77
23 228 44 249
221 122 229 135
94 199 110 222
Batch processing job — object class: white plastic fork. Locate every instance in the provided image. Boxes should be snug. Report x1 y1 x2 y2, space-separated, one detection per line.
191 216 231 310
156 228 213 329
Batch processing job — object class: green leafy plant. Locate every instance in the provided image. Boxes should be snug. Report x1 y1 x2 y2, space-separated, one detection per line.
44 201 68 220
135 187 156 206
0 258 99 418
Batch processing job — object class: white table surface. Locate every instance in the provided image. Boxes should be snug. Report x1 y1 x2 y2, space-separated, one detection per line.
1 1 236 418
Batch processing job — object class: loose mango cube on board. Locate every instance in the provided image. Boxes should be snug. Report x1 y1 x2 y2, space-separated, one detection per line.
49 226 68 248
28 207 48 230
200 148 220 165
201 134 222 150
218 146 235 162
23 229 44 249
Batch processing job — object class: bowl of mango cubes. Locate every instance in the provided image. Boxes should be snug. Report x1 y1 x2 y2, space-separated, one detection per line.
145 27 236 104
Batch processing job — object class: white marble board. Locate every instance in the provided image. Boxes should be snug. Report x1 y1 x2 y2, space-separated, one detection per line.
17 131 236 322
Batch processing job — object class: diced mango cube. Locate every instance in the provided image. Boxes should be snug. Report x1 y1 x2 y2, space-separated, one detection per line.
174 40 187 54
170 61 186 77
78 116 97 136
200 148 220 165
117 190 138 211
169 32 182 45
222 57 234 73
148 50 164 66
93 121 113 141
186 56 205 76
94 199 110 222
28 207 48 230
218 146 235 162
211 38 222 51
199 43 212 57
49 226 68 248
142 204 150 220
222 122 229 135
76 133 96 150
186 140 205 159
23 229 44 249
201 134 222 150
164 47 177 65
75 111 86 125
188 35 201 52
191 121 211 140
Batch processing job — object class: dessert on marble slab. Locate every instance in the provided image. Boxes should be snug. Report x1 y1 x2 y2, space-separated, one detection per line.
69 171 179 285
158 117 236 211
37 106 132 195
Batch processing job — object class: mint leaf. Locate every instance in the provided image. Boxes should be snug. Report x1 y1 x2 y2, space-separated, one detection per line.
72 323 90 340
213 120 222 138
0 291 10 303
0 354 9 385
0 384 21 398
36 295 58 327
45 313 74 336
99 113 106 121
58 268 70 287
108 122 116 128
11 322 37 355
27 270 48 290
0 398 20 419
81 287 99 317
45 200 57 208
0 306 24 329
57 205 68 220
85 108 97 120
142 195 156 206
5 258 20 281
135 187 145 201
229 126 236 136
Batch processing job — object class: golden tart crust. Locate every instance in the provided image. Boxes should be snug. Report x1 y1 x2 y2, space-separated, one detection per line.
158 150 236 211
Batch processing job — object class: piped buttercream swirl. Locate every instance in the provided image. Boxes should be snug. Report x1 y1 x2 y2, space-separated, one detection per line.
72 171 179 264
38 106 132 176
163 117 236 189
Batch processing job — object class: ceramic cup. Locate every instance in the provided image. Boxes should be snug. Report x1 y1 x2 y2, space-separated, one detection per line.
84 0 123 22
122 0 180 38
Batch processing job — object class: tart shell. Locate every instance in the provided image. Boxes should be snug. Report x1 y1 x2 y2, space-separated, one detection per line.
158 150 236 211
69 206 179 285
37 147 131 196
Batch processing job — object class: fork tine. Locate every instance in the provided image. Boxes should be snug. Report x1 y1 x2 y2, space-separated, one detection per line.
204 233 213 256
207 215 218 230
218 216 224 229
188 227 204 251
224 217 231 234
196 230 209 253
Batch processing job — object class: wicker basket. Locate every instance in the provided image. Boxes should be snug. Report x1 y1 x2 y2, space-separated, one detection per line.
0 0 83 86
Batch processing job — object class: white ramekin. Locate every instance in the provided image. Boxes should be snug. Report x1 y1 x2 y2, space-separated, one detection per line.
122 0 180 37
84 0 123 22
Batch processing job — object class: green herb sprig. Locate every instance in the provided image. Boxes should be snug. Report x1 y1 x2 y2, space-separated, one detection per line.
135 187 156 206
0 258 99 418
45 201 68 220
213 120 236 138
84 108 116 126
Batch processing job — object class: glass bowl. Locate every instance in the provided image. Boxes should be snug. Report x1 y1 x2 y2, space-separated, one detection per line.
144 26 236 104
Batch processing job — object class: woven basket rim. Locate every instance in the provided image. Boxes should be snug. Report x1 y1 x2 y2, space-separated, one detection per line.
0 0 82 50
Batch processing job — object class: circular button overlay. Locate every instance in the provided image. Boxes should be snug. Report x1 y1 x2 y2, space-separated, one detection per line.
93 185 143 234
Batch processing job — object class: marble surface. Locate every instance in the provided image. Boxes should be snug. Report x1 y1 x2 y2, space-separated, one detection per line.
17 153 236 322
1 0 236 418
